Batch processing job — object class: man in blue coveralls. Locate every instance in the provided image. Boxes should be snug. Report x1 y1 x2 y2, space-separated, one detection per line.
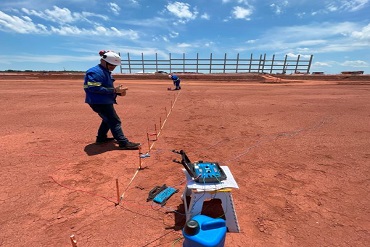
84 50 140 150
168 74 181 90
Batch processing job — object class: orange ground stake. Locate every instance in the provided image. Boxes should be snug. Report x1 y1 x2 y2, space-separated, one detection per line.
115 179 120 205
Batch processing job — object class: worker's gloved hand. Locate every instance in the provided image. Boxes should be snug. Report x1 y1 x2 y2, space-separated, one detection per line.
115 85 128 96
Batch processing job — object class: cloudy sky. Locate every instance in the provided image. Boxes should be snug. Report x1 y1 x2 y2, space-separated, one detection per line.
0 0 369 74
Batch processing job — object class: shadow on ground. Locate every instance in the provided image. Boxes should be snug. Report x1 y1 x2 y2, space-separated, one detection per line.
84 142 118 155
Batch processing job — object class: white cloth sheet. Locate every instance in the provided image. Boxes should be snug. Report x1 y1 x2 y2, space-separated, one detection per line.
183 166 239 192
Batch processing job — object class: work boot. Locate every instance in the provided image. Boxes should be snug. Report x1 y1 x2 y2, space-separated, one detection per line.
119 141 141 150
96 136 115 144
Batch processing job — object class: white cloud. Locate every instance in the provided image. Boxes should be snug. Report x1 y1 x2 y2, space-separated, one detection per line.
314 62 331 67
73 24 137 39
22 6 77 24
246 39 257 44
236 0 251 4
268 22 358 40
121 17 168 28
50 25 82 35
204 41 215 47
300 1 369 16
0 54 97 64
296 12 306 18
232 6 253 20
177 43 192 48
45 6 76 22
0 8 137 38
129 0 139 5
117 47 168 59
108 3 121 16
287 53 312 59
166 2 198 22
239 22 369 56
341 60 368 67
326 0 369 12
326 4 338 12
270 1 288 15
351 23 370 42
0 10 45 34
201 13 210 20
20 6 108 24
340 0 369 12
152 35 169 42
169 31 179 38
222 0 253 5
311 59 369 73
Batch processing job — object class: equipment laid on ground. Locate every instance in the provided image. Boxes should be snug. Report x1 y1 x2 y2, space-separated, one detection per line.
147 184 178 206
172 150 227 183
139 152 150 158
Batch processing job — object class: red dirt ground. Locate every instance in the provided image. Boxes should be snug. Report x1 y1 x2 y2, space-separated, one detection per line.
0 74 369 247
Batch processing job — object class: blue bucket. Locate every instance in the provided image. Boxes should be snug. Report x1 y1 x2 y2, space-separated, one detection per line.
183 215 227 247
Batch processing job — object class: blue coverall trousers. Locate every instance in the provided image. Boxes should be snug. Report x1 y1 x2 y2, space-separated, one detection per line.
89 104 129 144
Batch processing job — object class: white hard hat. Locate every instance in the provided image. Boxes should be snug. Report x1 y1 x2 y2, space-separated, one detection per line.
99 50 121 66
168 74 172 78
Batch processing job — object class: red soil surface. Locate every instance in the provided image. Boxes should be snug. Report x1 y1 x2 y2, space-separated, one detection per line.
0 74 369 246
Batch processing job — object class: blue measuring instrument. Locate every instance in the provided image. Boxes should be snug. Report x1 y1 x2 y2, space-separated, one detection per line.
172 150 227 183
147 184 178 206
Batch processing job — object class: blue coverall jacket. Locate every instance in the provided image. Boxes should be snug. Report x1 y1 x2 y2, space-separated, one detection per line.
84 64 117 104
170 74 181 88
